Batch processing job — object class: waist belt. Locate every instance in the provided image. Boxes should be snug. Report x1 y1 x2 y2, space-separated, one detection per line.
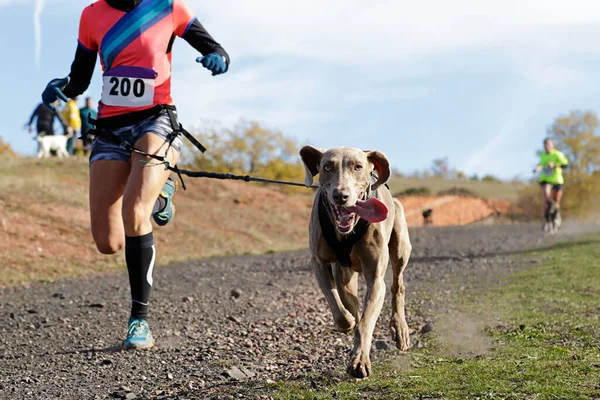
87 105 206 190
88 105 206 153
90 105 165 129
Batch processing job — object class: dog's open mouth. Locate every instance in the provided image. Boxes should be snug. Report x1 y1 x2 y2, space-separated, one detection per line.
331 196 389 234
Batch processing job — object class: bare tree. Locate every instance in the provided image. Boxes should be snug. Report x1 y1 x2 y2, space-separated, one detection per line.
431 157 449 178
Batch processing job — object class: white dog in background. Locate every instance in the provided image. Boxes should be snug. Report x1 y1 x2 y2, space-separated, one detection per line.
36 130 73 158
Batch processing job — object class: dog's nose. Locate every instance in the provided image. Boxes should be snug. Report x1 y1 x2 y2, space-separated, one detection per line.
332 188 350 204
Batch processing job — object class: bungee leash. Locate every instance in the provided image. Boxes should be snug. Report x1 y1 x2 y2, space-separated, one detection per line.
165 166 320 190
89 106 318 191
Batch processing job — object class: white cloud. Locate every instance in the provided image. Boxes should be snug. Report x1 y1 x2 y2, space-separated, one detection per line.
172 59 336 128
6 0 600 177
0 0 28 5
169 0 600 174
460 35 599 176
189 0 600 66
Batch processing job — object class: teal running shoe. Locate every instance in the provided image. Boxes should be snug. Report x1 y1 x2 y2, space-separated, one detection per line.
153 176 177 226
123 318 154 350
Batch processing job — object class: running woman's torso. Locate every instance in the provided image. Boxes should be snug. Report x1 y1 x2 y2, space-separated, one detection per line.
78 0 195 118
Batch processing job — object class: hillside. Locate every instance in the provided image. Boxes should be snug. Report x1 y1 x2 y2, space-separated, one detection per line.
387 176 526 202
0 157 313 286
0 158 522 287
400 195 514 227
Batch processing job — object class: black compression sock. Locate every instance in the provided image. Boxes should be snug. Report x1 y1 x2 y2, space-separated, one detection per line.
125 233 156 320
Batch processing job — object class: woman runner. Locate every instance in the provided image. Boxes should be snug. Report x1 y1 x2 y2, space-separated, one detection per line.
41 0 230 349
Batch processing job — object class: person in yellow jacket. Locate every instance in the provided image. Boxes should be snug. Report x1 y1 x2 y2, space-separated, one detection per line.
534 138 569 230
61 97 82 155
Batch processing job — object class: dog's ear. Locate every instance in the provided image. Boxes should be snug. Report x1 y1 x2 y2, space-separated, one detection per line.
366 150 391 191
299 145 324 187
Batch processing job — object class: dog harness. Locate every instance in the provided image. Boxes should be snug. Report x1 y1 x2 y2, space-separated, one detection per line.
88 104 206 189
318 177 382 268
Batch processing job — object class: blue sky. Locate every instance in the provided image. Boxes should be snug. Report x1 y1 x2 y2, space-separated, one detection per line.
2 0 600 180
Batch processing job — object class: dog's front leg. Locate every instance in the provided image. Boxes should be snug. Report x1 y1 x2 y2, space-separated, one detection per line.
333 264 360 323
347 253 388 379
310 256 356 333
390 205 412 351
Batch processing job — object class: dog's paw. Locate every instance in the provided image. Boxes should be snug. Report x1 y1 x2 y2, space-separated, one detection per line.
347 350 371 379
390 317 410 351
334 311 356 334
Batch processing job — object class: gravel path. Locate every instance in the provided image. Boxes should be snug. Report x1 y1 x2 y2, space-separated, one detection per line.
0 224 590 399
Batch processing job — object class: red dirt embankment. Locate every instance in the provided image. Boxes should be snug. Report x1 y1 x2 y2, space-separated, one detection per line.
400 195 514 227
0 173 313 286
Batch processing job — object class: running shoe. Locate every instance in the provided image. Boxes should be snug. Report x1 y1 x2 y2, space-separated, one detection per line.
153 176 177 226
123 318 154 350
555 210 562 228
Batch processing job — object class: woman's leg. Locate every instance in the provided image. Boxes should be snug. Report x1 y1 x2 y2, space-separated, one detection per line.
120 132 179 348
540 183 551 204
122 133 179 236
540 183 552 230
89 160 131 254
553 188 563 208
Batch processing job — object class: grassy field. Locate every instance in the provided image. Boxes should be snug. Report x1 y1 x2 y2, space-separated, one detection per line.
387 176 526 202
270 237 600 399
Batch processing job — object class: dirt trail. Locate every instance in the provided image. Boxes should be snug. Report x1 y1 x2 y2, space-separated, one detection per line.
0 224 592 399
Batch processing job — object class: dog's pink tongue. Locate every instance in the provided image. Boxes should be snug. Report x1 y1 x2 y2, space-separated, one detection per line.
345 198 388 223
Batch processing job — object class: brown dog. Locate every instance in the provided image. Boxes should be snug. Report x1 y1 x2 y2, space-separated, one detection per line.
300 146 412 378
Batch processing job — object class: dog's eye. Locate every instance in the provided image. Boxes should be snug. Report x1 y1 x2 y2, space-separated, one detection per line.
354 164 363 171
324 165 332 172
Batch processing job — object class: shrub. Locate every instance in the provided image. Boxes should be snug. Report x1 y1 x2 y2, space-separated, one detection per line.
182 121 306 194
0 137 16 157
395 187 431 197
481 174 501 183
437 187 478 197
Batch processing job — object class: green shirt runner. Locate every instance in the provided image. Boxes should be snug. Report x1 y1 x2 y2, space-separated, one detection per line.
539 150 569 185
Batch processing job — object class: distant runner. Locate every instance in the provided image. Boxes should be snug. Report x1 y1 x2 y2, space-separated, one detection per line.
25 101 67 137
533 138 569 232
41 0 230 350
61 97 82 155
79 97 97 155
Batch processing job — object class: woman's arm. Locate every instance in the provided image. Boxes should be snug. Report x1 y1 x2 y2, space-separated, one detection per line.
182 19 230 69
173 0 230 73
557 151 569 167
27 104 41 126
62 44 97 99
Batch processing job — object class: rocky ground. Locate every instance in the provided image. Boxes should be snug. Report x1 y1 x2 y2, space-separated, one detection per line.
0 224 591 399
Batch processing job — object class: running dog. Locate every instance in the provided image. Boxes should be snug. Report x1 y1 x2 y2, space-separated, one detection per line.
300 146 412 379
36 131 73 158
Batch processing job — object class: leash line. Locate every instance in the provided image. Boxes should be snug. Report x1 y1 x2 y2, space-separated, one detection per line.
167 165 319 189
89 107 317 190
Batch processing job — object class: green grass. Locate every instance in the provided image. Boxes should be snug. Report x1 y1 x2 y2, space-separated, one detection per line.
270 238 600 399
387 176 526 201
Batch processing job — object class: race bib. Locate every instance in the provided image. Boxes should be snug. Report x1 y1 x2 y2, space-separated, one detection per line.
101 66 156 107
